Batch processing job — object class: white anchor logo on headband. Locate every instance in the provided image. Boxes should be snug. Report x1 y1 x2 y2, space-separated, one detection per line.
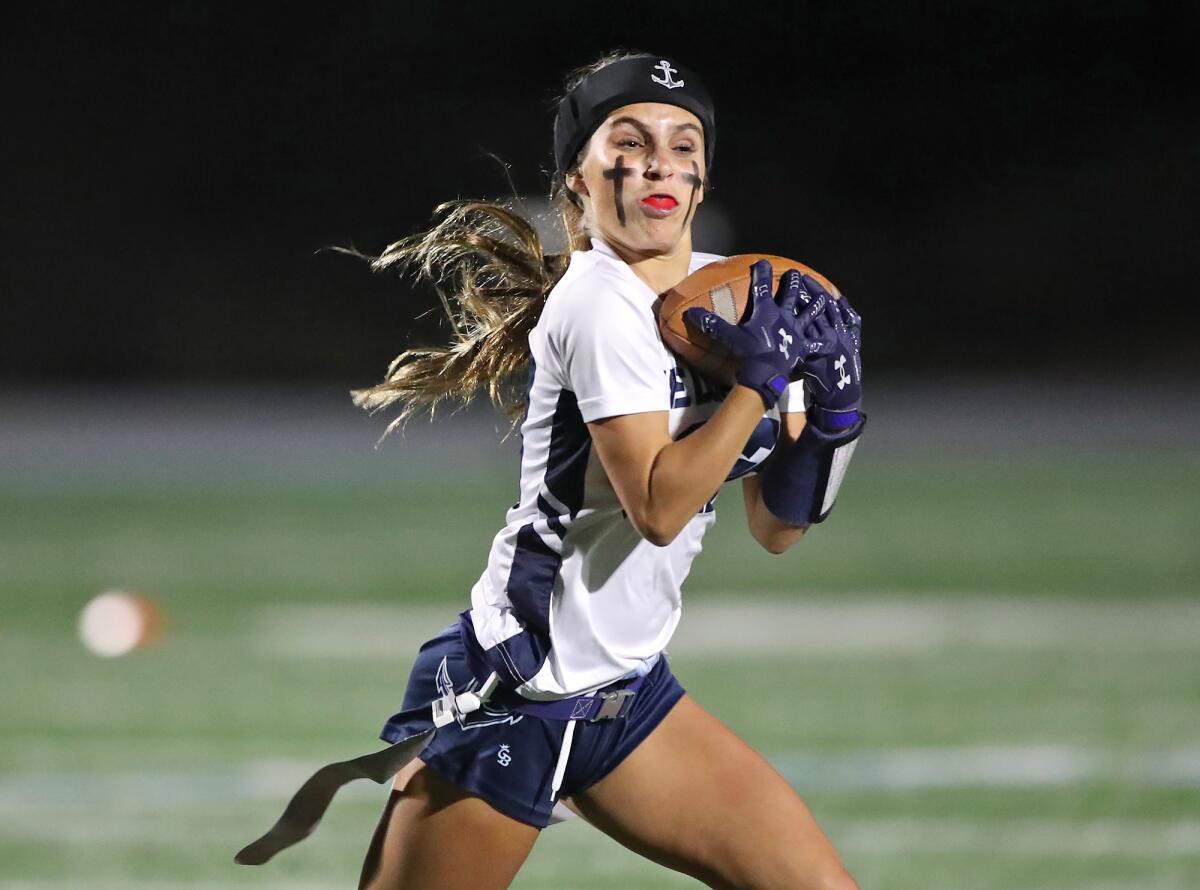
652 60 685 89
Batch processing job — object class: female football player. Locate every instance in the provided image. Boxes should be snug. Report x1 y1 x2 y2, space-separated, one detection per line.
353 51 865 889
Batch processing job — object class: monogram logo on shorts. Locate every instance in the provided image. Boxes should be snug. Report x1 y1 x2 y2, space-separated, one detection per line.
497 744 512 767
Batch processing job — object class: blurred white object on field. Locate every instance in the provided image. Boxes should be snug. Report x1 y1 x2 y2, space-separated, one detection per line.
78 590 161 657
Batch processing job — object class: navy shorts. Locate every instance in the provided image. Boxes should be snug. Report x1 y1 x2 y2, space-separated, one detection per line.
380 623 685 828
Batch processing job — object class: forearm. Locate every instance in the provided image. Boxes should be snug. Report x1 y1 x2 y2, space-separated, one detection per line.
593 261 820 547
638 385 765 544
743 411 809 553
743 473 808 552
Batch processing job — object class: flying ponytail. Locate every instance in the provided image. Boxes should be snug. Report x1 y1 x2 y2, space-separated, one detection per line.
348 50 647 435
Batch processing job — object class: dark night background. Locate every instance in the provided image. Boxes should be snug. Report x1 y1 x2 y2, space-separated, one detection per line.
3 1 1196 387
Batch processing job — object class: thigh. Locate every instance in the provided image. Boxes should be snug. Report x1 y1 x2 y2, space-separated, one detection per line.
571 695 856 890
359 761 539 890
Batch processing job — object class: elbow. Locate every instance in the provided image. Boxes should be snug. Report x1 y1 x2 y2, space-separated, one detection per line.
760 535 789 555
640 520 684 548
747 487 809 553
643 530 676 548
760 531 803 554
630 508 687 548
751 518 808 554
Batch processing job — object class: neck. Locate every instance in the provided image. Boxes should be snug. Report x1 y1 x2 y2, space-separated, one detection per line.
598 231 695 295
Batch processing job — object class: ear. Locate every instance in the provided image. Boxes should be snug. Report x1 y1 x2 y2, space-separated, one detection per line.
565 170 589 199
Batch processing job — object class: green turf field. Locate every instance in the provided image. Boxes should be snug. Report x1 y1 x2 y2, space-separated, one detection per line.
2 394 1198 889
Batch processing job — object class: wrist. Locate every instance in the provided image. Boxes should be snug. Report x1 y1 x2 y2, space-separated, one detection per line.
736 362 788 410
728 382 779 419
808 403 862 432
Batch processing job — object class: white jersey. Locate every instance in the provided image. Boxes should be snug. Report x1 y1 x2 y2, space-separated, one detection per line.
467 238 806 698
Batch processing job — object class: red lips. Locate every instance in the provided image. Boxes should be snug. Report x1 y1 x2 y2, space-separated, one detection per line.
640 195 678 210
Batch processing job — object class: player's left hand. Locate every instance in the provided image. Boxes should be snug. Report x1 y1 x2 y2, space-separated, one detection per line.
794 275 863 431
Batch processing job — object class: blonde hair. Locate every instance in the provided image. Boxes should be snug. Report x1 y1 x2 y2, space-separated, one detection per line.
350 50 647 434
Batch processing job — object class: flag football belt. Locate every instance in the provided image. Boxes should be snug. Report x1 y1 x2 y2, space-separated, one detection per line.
235 668 645 866
517 682 642 721
440 671 646 726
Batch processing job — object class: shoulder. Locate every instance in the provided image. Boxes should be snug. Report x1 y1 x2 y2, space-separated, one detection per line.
541 249 654 332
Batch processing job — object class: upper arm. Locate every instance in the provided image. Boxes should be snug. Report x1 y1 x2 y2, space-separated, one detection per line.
587 411 672 529
553 284 669 424
548 279 674 531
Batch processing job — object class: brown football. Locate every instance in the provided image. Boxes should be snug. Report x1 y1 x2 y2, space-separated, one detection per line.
657 254 842 384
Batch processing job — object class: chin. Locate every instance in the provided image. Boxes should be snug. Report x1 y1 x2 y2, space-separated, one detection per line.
630 221 689 255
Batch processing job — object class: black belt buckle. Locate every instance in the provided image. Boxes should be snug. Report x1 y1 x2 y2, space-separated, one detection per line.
590 689 635 721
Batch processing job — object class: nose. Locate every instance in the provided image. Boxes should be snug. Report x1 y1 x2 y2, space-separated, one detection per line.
644 145 674 181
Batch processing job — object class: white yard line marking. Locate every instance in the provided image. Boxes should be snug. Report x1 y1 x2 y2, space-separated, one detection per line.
772 745 1200 791
3 806 1200 860
830 817 1200 857
253 597 1200 658
3 746 1199 824
0 759 360 810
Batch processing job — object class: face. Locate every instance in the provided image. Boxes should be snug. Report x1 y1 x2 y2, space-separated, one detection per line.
566 102 706 256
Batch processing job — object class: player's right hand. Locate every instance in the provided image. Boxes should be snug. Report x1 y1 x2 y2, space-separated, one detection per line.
683 260 818 409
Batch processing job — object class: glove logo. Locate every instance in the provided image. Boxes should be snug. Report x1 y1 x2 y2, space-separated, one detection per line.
835 354 851 390
651 60 685 89
777 328 793 359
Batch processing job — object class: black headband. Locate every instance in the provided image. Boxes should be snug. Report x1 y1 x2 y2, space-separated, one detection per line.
553 55 716 177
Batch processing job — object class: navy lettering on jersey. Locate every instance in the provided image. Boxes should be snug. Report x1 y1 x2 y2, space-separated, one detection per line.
670 361 727 409
668 367 691 408
693 369 728 405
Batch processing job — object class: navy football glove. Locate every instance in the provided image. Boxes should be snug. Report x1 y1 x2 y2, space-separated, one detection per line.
796 275 863 431
684 261 820 409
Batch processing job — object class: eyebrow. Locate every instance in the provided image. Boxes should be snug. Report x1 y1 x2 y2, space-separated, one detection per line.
608 116 702 138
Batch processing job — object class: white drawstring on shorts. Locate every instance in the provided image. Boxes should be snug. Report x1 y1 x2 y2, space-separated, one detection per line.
550 716 579 801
